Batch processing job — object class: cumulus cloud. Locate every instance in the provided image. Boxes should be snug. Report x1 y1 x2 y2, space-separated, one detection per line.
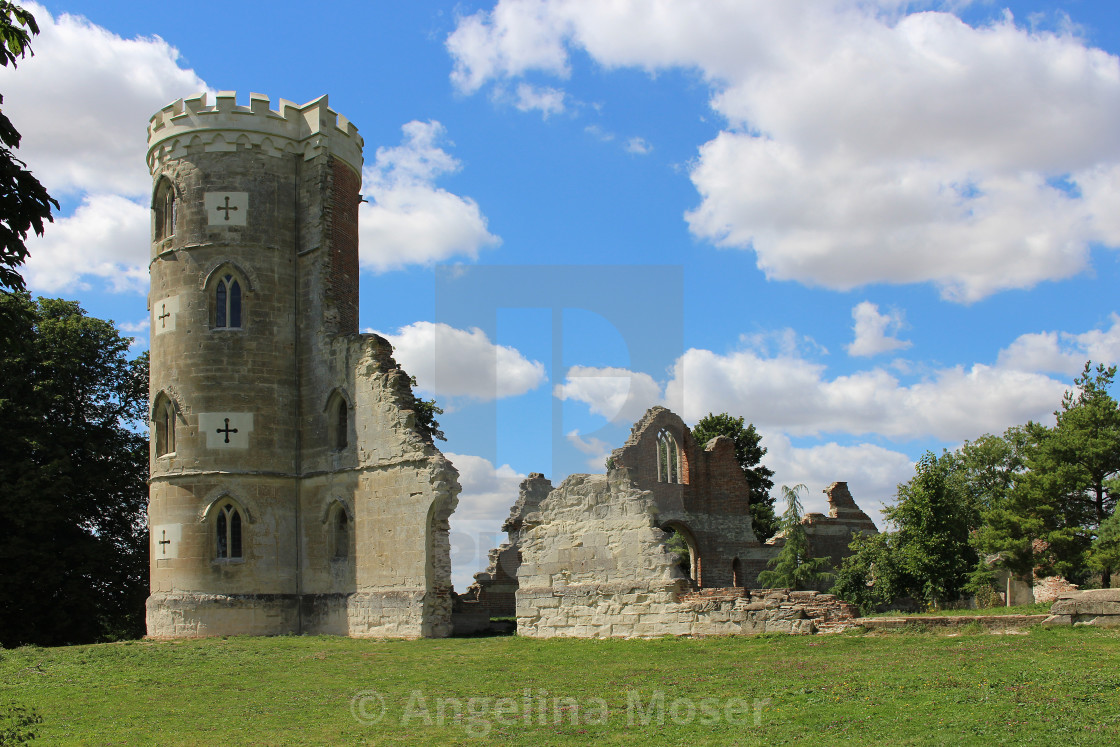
566 429 613 471
359 121 501 273
0 3 207 197
763 434 915 530
625 137 652 155
444 452 525 588
556 337 1070 442
553 365 663 424
448 1 1120 301
513 82 566 116
375 321 546 401
997 313 1120 376
847 301 912 357
22 194 149 293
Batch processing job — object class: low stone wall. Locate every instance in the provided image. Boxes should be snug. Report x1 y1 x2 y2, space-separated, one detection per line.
1043 589 1120 627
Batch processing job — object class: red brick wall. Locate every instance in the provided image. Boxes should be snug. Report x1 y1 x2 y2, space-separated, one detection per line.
328 157 360 334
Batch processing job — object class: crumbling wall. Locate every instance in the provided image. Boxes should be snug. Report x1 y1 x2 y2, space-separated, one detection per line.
799 482 879 568
453 473 552 634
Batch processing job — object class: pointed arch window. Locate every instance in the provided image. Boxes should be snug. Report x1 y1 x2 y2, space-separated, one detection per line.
215 274 242 329
215 502 243 559
153 178 175 241
656 429 682 484
326 390 351 451
154 396 176 457
333 508 350 561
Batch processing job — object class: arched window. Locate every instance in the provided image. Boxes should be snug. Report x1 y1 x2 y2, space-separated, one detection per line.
215 274 242 329
154 396 175 457
333 509 350 561
326 390 351 451
215 501 243 559
656 429 681 484
732 557 743 588
153 178 175 241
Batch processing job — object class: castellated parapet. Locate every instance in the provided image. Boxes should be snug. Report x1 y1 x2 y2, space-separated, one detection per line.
145 93 459 639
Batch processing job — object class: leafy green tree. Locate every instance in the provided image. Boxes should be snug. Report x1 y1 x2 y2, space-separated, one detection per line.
1090 508 1120 582
888 451 979 604
757 484 835 590
974 364 1120 587
407 375 445 443
691 412 777 542
834 451 979 610
0 295 148 646
830 531 909 615
0 2 56 293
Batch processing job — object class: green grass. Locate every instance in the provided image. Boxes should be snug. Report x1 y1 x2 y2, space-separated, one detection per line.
2 627 1118 745
863 603 1053 618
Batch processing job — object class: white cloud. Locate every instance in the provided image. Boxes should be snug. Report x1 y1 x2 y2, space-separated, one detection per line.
847 301 912 357
0 3 207 197
556 338 1069 442
375 321 546 401
444 452 526 588
513 82 566 116
764 434 915 530
448 1 1120 301
566 429 613 471
22 194 149 293
553 365 663 424
997 313 1120 376
625 137 652 155
359 121 501 273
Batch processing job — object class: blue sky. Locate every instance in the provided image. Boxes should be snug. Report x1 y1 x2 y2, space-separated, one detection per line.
8 0 1120 586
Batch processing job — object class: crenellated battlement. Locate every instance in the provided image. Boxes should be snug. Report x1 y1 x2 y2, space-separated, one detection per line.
147 91 363 175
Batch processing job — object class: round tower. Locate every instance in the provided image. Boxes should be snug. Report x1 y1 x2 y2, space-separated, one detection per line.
145 92 364 636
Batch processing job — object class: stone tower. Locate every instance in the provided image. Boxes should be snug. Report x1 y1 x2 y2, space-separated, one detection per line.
145 92 459 638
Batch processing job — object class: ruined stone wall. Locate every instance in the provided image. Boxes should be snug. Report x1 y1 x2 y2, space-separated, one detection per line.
800 482 879 568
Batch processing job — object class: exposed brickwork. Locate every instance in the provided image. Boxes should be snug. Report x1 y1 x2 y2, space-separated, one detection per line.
327 157 360 335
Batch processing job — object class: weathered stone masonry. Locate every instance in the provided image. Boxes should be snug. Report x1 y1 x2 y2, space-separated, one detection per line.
145 92 459 638
506 407 877 638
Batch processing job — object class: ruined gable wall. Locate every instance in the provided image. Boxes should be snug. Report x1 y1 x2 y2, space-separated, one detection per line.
800 482 878 569
610 407 760 588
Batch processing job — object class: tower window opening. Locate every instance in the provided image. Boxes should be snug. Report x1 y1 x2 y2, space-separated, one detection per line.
154 397 175 457
333 509 349 561
334 397 348 450
215 274 242 328
154 179 175 241
216 502 243 559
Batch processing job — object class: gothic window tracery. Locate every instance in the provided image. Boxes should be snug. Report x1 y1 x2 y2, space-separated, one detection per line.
215 502 243 559
656 428 682 484
215 274 242 328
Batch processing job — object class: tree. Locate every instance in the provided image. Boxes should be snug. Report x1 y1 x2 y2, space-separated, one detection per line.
408 375 445 443
1090 508 1120 583
691 412 777 542
888 451 978 604
0 294 148 646
974 364 1120 587
0 2 57 293
757 484 835 590
834 451 979 610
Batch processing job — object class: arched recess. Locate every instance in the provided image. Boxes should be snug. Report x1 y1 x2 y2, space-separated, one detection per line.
323 388 353 451
152 176 177 242
150 391 182 457
321 498 353 562
732 557 743 588
661 521 702 587
201 262 253 330
200 493 253 561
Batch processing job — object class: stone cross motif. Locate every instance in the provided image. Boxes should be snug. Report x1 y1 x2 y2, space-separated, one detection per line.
216 418 239 444
216 195 239 221
158 530 171 555
158 304 171 328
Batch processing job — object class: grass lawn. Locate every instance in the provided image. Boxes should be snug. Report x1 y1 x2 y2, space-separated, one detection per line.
862 603 1054 618
2 627 1118 745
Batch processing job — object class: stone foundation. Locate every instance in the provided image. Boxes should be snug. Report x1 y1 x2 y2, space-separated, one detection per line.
1042 589 1120 628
